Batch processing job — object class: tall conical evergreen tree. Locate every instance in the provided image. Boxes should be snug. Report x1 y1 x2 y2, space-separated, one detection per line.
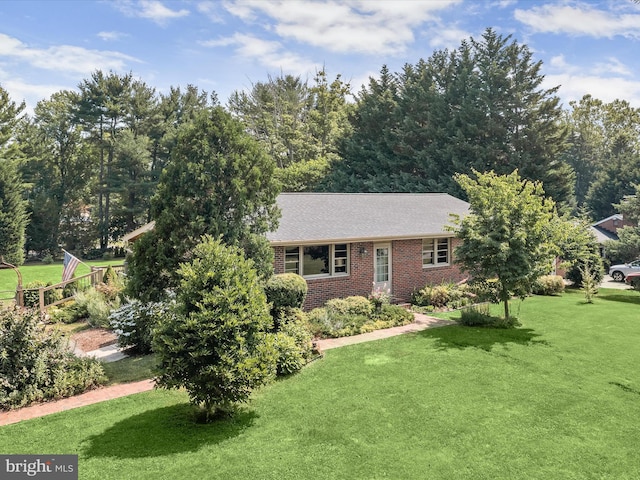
325 29 574 208
0 86 28 265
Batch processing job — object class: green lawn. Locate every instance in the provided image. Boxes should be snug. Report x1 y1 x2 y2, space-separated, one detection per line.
2 288 640 479
0 259 125 293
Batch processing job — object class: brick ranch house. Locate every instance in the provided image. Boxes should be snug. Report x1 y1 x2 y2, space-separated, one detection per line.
267 193 469 309
123 193 470 310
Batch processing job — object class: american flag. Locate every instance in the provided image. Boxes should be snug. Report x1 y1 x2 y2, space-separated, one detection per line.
62 250 81 282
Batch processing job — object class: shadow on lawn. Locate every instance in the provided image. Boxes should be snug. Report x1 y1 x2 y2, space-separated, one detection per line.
418 324 544 351
596 292 640 306
83 403 257 459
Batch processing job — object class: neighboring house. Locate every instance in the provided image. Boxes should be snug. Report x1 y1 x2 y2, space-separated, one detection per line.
122 221 155 247
267 193 469 309
590 214 634 257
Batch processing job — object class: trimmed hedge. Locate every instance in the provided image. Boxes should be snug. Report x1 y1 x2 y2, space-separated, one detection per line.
265 273 308 313
533 275 565 296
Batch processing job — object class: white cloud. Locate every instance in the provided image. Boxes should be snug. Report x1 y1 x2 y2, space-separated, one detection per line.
515 3 640 39
0 33 140 75
546 73 640 108
544 54 640 108
492 0 517 7
346 69 379 95
0 78 69 115
196 1 224 22
223 0 462 55
97 31 129 42
593 57 632 76
428 26 471 50
115 0 189 26
201 33 318 73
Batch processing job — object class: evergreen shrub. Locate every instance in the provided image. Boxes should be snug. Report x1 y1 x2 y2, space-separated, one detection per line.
264 273 308 313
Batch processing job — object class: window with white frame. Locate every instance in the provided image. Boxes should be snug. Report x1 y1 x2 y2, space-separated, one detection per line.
422 238 450 267
284 244 349 277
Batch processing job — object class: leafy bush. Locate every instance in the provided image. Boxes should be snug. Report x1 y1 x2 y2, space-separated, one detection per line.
271 308 313 376
109 299 173 354
375 303 414 325
533 275 565 295
95 281 124 303
23 281 62 309
153 236 277 420
48 300 88 324
458 303 494 326
264 273 308 313
41 254 54 264
0 306 105 410
326 296 373 317
307 300 413 338
465 278 502 304
411 282 472 309
458 304 520 328
74 288 121 328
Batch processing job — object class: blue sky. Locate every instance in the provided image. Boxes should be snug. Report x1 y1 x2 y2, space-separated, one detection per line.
1 0 639 114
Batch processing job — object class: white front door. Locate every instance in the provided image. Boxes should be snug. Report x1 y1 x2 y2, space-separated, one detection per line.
374 243 391 293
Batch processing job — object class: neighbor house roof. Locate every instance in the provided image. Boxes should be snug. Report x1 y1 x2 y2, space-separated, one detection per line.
122 221 155 243
589 225 619 243
266 193 469 245
592 214 623 228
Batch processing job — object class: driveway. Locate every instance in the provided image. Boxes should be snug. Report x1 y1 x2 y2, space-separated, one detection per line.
600 274 634 290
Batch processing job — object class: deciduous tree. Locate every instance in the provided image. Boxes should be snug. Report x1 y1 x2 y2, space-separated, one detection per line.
451 170 557 319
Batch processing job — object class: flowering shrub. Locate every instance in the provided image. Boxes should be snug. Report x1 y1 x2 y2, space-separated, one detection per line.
369 283 391 311
109 299 173 354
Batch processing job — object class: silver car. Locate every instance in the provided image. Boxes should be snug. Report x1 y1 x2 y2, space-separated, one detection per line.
609 260 640 281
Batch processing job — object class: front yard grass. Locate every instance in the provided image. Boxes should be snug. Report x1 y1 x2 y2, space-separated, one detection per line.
101 354 157 385
2 288 640 479
0 259 125 293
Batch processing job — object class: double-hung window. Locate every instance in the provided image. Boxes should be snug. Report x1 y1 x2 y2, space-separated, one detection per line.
284 244 349 277
422 238 450 267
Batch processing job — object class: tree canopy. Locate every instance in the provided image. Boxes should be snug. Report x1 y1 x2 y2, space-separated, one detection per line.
323 28 573 209
0 86 28 265
126 106 280 301
450 170 557 319
153 236 276 420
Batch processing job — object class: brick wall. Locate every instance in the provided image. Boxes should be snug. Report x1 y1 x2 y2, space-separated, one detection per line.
597 216 634 234
273 238 466 310
390 238 465 302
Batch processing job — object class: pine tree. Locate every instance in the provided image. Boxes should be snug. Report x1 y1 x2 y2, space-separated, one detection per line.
0 86 28 265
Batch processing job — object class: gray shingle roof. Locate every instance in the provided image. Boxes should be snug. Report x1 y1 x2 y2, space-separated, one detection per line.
590 225 618 243
266 193 469 245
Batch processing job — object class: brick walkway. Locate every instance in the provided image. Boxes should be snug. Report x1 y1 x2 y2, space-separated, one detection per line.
315 313 453 350
1 313 452 427
0 380 155 427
